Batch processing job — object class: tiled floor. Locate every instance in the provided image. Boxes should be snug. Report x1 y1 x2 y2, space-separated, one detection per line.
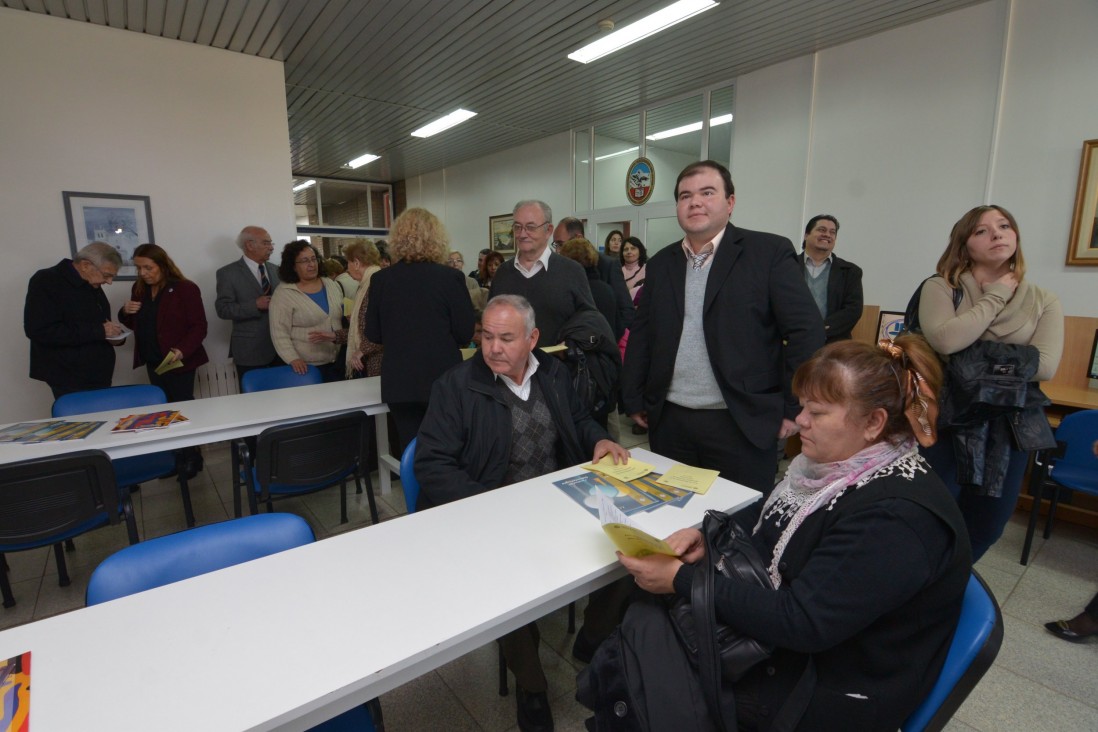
3 414 1097 731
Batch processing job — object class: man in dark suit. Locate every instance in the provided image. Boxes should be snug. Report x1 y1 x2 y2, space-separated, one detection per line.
214 226 281 390
553 216 633 337
621 161 824 494
797 214 864 342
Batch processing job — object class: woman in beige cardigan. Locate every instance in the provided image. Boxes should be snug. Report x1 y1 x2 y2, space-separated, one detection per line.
345 240 384 378
918 205 1063 559
269 241 346 382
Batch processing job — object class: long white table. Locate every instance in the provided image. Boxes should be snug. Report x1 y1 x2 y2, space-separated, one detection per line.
0 378 400 495
0 448 759 731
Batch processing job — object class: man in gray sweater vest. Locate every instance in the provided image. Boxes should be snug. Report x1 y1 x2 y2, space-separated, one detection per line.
621 161 824 494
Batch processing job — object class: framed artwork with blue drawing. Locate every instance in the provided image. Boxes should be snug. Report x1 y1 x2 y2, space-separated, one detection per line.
877 310 905 341
62 191 154 281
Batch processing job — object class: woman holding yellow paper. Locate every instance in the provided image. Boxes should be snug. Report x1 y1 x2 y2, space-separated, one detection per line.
120 244 208 472
594 337 972 731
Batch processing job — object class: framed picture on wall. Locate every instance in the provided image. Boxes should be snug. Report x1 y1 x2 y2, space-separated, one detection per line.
877 311 906 342
489 213 515 255
62 191 153 281
1066 139 1098 266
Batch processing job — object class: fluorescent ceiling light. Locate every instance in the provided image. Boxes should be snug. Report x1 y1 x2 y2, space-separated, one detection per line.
646 113 734 141
292 179 316 192
568 0 719 64
594 146 639 162
346 153 380 169
411 109 478 138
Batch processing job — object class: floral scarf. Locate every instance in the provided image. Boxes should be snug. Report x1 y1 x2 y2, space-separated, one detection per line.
756 437 918 588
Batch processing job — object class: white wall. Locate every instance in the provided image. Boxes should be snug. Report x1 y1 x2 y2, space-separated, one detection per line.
0 9 295 422
408 0 1096 319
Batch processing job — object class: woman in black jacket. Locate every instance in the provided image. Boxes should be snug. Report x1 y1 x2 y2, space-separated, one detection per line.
613 336 972 731
363 208 475 451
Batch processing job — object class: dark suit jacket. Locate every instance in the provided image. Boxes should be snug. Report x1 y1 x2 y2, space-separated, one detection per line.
797 252 864 342
595 253 634 334
363 260 475 404
214 257 280 367
119 279 209 373
621 223 825 449
24 259 115 392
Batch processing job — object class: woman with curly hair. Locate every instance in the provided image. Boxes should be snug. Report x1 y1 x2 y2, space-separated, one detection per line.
268 241 346 382
364 208 475 450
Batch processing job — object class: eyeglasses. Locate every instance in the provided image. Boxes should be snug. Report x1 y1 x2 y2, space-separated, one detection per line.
512 222 548 234
97 268 116 282
295 257 318 265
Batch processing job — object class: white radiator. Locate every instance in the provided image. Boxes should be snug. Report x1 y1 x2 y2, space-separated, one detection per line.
194 361 239 398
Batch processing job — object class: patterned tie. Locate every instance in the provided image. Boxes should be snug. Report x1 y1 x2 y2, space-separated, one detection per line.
259 263 270 295
689 246 714 270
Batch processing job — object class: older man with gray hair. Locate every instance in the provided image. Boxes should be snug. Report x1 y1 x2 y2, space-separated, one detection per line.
215 225 281 389
490 200 599 348
415 294 628 732
24 241 124 398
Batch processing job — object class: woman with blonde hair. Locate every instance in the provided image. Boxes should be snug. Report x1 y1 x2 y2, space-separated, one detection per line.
345 240 383 378
918 204 1063 559
364 208 475 450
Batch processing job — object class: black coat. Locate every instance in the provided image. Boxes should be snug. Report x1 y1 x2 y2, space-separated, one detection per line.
415 350 611 509
363 260 475 404
796 252 863 342
595 252 635 333
622 224 824 449
24 259 115 393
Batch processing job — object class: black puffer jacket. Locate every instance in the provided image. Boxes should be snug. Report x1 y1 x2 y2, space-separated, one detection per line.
414 350 611 509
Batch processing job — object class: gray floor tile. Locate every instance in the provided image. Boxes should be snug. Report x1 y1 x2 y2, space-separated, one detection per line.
379 670 482 731
0 576 41 628
954 663 1098 732
995 614 1098 707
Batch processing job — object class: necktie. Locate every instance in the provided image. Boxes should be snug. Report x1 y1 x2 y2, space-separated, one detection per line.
689 247 714 270
259 264 270 295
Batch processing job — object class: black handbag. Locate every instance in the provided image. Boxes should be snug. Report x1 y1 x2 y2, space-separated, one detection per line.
666 510 773 682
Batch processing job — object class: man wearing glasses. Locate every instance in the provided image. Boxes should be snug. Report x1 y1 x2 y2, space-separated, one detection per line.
490 199 598 348
215 225 282 390
24 241 124 398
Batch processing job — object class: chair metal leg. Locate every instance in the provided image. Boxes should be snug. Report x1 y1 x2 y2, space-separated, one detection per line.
360 469 380 525
122 498 140 545
0 557 15 608
497 642 508 696
64 538 76 552
340 478 348 524
231 439 245 518
177 473 196 528
568 601 576 633
1021 455 1048 565
54 543 71 587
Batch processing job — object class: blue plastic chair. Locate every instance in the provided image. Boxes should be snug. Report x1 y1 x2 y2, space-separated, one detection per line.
1021 409 1098 564
86 514 378 730
1 450 137 608
901 572 1003 732
399 437 420 513
241 364 323 393
53 385 195 527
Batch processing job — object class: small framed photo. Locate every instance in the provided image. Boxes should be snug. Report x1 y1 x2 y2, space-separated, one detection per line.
62 191 154 281
1088 329 1098 380
877 310 906 342
1066 139 1098 266
489 213 515 255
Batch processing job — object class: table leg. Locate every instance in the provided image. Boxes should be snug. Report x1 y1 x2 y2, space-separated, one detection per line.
373 413 399 495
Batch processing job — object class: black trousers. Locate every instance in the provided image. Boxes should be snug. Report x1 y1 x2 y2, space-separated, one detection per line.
650 402 776 496
389 402 428 454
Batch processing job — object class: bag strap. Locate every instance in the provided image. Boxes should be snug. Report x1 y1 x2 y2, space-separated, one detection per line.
692 514 735 732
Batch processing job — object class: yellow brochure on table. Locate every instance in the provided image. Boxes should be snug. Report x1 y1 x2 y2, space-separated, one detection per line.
581 459 655 483
656 463 719 495
598 495 677 558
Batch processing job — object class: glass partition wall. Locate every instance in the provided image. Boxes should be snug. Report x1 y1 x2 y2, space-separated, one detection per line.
292 177 393 256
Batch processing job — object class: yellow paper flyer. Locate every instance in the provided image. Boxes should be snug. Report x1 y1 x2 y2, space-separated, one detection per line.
581 459 654 483
656 464 719 494
597 494 677 558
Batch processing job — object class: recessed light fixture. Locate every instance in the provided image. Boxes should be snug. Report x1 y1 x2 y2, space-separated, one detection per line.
568 0 719 64
346 153 381 169
292 179 316 192
595 146 640 162
646 113 733 141
410 109 478 138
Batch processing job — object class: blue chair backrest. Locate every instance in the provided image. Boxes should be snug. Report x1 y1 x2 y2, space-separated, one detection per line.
901 572 1003 732
86 513 315 605
1051 409 1098 476
241 364 323 393
53 385 169 417
400 438 419 513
